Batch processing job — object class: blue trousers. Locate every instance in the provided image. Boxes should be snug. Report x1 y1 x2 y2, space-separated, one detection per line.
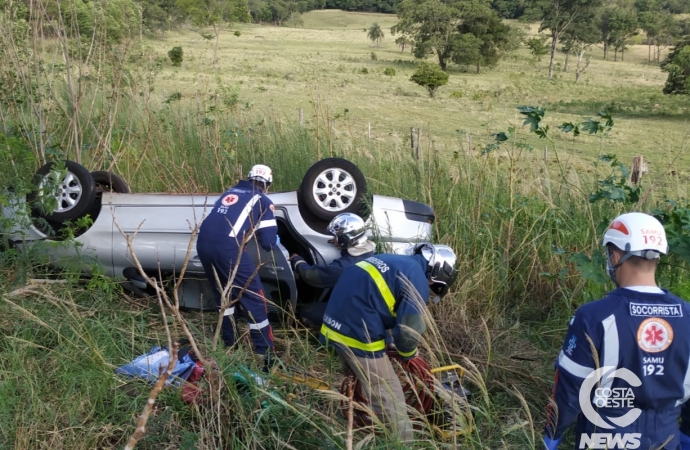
196 237 274 355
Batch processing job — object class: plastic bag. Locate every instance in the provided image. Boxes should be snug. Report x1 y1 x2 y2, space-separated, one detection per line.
115 346 195 387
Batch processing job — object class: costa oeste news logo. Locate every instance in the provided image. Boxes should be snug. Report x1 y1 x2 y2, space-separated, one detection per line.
578 366 642 449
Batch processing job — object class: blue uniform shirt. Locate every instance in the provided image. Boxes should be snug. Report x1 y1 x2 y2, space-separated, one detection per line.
292 248 375 288
319 253 430 359
546 287 690 449
198 180 277 251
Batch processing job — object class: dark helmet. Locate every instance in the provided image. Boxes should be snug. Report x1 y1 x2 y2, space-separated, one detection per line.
414 243 458 298
327 213 367 249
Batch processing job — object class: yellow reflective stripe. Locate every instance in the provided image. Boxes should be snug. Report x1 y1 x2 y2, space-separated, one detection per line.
356 261 396 317
397 347 417 358
320 324 386 353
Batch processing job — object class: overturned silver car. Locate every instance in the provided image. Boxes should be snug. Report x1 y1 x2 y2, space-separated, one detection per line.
2 158 435 319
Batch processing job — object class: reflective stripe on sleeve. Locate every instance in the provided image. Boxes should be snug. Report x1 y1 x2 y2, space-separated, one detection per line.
248 319 270 330
258 219 276 229
320 324 386 353
356 261 397 317
397 347 417 358
229 194 261 238
676 352 690 406
557 350 594 378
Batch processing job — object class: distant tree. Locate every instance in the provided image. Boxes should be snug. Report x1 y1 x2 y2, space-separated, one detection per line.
559 12 599 71
410 62 449 97
367 22 384 47
395 35 413 52
168 46 183 66
451 7 513 73
176 0 225 66
599 7 638 61
526 36 549 61
662 37 690 95
639 10 664 62
393 0 481 71
533 0 603 79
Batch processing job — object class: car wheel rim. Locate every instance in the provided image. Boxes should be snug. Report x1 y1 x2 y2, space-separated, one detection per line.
41 170 84 213
312 167 357 212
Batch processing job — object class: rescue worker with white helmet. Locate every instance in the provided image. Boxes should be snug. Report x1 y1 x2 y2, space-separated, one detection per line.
290 212 376 288
292 212 376 329
320 242 458 441
544 212 690 449
196 164 278 361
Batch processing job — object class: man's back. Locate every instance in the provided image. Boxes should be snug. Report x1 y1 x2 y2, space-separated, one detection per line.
199 180 276 249
574 288 690 410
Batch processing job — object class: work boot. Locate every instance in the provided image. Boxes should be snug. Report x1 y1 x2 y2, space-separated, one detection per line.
260 349 279 373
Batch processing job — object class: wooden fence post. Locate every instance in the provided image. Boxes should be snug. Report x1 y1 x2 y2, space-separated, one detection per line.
299 108 303 127
631 155 646 184
367 122 371 140
416 128 421 161
410 127 415 158
544 146 548 162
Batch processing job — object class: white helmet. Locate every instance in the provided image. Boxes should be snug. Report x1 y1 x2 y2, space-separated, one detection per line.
602 212 667 285
247 164 273 187
327 213 367 249
413 243 458 298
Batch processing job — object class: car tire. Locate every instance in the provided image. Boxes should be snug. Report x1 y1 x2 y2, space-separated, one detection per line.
28 160 97 223
91 171 130 193
298 158 367 221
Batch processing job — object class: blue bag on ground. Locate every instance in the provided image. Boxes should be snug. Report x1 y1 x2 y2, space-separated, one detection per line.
116 346 195 387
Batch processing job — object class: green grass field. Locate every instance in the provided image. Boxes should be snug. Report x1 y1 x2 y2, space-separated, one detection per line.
147 10 689 180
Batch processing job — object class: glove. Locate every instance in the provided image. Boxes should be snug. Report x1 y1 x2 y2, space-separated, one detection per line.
681 432 690 450
275 235 281 246
290 255 305 270
543 436 561 450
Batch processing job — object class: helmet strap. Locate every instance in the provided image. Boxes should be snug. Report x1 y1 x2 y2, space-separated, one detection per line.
606 248 633 287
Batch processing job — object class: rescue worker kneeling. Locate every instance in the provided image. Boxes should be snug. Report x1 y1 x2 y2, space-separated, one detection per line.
291 212 375 329
290 212 375 288
319 243 458 441
196 164 278 361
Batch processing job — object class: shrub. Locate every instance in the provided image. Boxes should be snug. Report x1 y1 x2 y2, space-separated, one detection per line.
167 46 183 67
234 30 241 37
449 90 463 98
359 67 369 74
384 67 396 76
410 62 448 98
371 52 377 61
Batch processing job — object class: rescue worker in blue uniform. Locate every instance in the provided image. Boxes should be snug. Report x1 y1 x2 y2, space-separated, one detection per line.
320 243 458 441
290 212 375 288
196 164 278 358
544 212 690 450
292 213 376 330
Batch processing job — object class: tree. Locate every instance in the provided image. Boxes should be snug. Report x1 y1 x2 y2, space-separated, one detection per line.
526 36 549 61
639 10 664 62
395 35 412 52
176 0 223 66
451 7 513 73
410 62 449 97
394 0 487 71
168 46 183 66
559 12 599 72
533 0 603 79
662 37 690 95
367 22 384 47
599 7 638 61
